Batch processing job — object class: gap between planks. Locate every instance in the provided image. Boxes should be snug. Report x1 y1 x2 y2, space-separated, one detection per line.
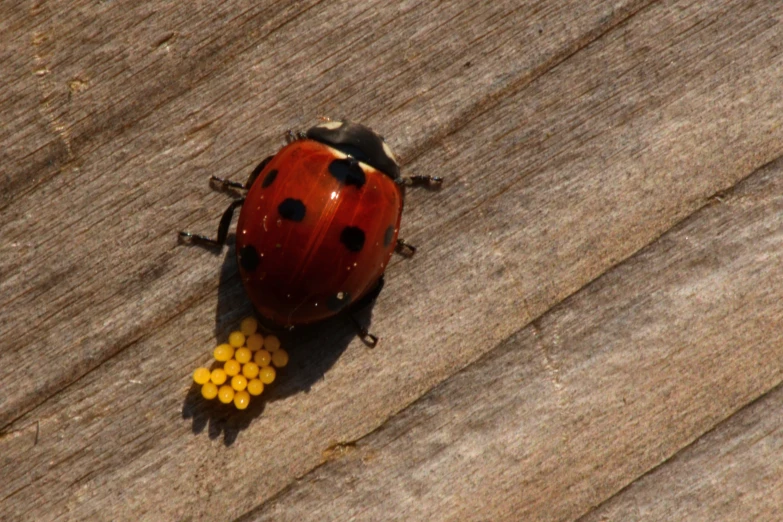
241 143 783 522
0 0 655 431
578 379 783 521
242 148 774 521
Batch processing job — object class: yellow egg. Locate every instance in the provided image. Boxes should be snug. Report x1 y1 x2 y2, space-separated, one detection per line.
231 374 248 392
247 379 264 396
234 390 251 410
242 361 260 379
246 333 264 351
264 335 280 352
259 366 276 384
235 347 252 364
224 359 241 376
240 317 258 337
213 343 234 362
253 349 271 367
271 349 289 368
228 331 246 348
201 382 218 400
210 368 227 385
218 385 235 404
193 367 211 385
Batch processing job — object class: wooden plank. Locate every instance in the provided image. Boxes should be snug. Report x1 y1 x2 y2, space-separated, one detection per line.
243 152 783 521
2 0 783 521
581 383 783 521
0 0 657 519
0 0 649 428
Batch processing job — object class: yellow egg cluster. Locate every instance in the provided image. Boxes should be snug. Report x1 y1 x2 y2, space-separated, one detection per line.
192 316 289 410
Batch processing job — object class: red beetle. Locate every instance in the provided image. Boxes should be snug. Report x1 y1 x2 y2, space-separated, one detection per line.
180 120 439 345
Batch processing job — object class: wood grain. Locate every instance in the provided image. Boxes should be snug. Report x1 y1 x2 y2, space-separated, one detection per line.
245 152 783 521
2 0 783 520
581 382 783 521
0 0 649 428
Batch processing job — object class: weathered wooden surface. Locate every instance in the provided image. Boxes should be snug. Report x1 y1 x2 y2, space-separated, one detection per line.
0 0 650 429
246 156 783 521
582 382 783 521
2 0 783 520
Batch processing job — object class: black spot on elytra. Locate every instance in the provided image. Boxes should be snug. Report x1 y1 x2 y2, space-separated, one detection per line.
326 291 351 312
383 225 395 247
262 169 278 188
239 244 260 272
340 226 365 252
278 198 306 221
328 158 366 189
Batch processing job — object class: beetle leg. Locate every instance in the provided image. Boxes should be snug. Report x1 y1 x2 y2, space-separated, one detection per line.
209 176 245 190
243 156 273 188
209 156 273 192
179 198 245 248
348 314 379 348
395 238 417 257
285 129 307 143
398 174 443 188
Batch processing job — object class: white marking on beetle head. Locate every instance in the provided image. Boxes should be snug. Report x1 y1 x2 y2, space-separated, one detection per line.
318 120 343 130
382 140 398 164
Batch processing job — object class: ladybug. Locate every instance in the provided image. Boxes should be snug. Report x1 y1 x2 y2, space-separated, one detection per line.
180 120 440 345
